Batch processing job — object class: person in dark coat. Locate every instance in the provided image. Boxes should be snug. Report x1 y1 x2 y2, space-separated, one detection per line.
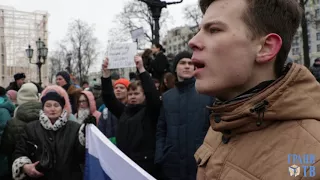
11 86 91 180
155 51 213 180
101 56 161 178
150 43 169 81
98 78 129 144
6 73 26 92
56 71 81 114
0 86 15 179
310 57 320 82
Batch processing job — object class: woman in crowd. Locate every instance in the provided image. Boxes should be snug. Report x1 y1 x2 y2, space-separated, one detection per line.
0 86 15 179
141 48 154 73
101 56 161 178
11 85 92 180
159 72 176 94
150 44 169 81
75 91 101 124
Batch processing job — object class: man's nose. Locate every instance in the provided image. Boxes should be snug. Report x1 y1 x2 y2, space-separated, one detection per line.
188 31 204 51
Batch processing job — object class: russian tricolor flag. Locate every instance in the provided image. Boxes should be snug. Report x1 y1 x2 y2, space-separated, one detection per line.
84 124 156 180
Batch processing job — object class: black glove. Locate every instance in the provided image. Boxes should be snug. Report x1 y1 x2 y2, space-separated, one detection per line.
83 115 96 126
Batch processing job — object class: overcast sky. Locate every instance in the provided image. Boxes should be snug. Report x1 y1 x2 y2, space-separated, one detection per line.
1 0 198 71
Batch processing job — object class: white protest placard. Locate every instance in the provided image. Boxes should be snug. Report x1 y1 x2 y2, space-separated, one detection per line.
130 27 144 40
107 43 137 69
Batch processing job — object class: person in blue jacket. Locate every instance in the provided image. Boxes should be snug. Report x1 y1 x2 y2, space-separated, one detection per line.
155 51 214 180
0 86 15 179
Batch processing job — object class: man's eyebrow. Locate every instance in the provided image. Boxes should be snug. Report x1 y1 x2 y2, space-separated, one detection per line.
200 20 227 30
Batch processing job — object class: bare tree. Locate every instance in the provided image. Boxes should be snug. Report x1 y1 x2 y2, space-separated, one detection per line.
173 3 203 48
66 19 99 84
112 0 171 48
183 3 202 30
48 42 69 83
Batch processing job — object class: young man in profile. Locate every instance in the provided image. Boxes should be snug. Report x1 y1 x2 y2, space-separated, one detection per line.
188 0 320 179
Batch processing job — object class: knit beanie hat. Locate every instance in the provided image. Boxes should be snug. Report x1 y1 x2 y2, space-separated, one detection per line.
173 51 193 72
114 78 130 89
56 71 71 84
14 73 26 81
17 83 39 105
7 90 17 102
41 91 65 108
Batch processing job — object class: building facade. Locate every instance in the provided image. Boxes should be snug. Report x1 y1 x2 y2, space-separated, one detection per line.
288 1 320 66
162 26 197 56
0 6 49 87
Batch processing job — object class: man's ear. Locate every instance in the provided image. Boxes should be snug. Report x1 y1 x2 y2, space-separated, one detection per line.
256 33 282 64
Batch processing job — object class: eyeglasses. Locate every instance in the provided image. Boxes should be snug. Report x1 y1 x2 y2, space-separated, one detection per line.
79 100 88 104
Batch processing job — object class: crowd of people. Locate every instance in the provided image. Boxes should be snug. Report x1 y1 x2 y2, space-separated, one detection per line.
0 42 213 180
1 0 320 179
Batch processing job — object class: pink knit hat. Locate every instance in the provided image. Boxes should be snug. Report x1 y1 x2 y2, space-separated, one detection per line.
40 85 72 114
7 90 17 103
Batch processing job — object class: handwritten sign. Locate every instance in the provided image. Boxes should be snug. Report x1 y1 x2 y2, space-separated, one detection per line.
107 43 137 69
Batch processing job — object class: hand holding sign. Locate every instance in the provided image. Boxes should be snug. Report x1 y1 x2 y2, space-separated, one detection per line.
134 56 145 73
102 58 111 78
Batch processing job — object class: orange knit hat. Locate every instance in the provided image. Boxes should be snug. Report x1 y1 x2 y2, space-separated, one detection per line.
114 78 130 89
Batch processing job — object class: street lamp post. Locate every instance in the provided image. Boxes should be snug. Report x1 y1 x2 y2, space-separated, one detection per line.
26 38 48 87
139 0 183 44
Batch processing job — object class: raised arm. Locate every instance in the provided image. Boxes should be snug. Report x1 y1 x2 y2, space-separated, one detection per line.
135 56 161 113
101 58 125 118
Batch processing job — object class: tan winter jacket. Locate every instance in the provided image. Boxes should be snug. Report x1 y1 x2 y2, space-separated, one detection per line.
195 63 320 180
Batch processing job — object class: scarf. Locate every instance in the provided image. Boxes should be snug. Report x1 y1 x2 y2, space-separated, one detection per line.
77 108 91 124
39 110 68 131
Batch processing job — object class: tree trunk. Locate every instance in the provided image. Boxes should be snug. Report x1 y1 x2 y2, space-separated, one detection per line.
300 0 311 67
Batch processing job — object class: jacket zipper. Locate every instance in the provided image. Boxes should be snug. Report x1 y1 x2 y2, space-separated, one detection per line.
250 100 269 127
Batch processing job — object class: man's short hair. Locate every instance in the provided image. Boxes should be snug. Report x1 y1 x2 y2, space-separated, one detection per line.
199 0 302 77
128 81 143 92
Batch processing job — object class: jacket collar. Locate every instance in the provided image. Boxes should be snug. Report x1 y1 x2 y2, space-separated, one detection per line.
175 77 195 90
39 110 68 131
208 63 320 142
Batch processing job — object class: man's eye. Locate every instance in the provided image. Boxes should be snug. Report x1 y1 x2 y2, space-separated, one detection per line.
209 28 220 33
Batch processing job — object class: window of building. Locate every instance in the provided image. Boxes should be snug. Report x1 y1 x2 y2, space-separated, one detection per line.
292 48 296 55
174 29 181 36
317 33 320 41
317 44 320 52
292 48 300 55
316 9 320 18
317 22 320 30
